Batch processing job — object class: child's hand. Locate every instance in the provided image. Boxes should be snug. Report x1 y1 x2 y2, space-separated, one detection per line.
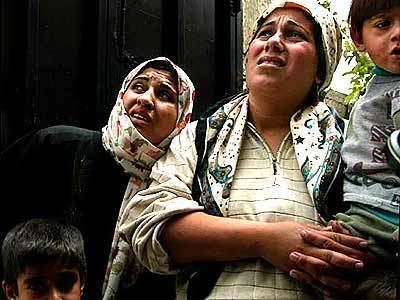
328 220 351 235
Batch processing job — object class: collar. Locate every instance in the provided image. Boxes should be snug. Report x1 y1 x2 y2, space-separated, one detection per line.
373 65 398 77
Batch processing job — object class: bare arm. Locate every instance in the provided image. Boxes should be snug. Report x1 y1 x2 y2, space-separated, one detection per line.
160 212 367 274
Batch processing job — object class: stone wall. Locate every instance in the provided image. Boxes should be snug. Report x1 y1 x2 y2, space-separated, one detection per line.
242 0 271 50
241 0 271 87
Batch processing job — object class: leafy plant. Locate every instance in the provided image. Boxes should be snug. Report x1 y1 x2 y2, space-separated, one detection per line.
318 0 331 9
318 0 374 104
342 41 374 103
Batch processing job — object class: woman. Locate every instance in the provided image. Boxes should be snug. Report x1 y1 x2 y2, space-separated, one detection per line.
119 1 371 299
0 57 195 300
102 57 194 299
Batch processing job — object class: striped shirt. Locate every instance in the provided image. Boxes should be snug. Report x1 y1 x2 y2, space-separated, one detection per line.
176 123 322 299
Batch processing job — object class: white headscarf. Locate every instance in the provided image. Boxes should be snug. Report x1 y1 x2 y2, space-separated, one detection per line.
247 0 343 94
102 57 195 299
194 0 344 221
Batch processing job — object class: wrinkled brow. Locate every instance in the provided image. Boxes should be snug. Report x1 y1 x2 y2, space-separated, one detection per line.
263 18 311 34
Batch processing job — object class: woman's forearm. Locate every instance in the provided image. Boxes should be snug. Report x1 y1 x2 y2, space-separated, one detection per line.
160 213 368 275
160 211 270 264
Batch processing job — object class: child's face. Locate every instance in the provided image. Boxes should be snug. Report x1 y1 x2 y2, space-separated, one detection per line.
352 6 400 74
5 262 83 300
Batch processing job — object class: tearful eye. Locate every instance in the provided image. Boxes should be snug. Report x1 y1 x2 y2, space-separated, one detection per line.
157 90 176 103
132 83 145 93
288 31 302 38
160 91 170 99
257 29 274 39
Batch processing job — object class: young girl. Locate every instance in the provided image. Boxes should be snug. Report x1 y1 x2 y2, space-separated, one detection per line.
102 57 195 299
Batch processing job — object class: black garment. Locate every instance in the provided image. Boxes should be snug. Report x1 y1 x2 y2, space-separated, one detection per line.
0 125 175 300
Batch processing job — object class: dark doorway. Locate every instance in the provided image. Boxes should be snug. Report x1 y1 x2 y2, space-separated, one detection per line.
0 0 243 150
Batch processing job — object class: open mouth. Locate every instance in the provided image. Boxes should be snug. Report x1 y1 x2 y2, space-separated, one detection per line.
391 48 400 55
258 56 285 67
132 113 148 121
129 110 151 124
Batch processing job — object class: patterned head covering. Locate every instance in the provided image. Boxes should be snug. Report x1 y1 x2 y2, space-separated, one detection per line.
247 0 342 94
193 0 344 223
102 57 195 299
104 56 194 155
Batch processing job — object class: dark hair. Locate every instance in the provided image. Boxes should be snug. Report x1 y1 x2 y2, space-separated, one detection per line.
349 0 400 35
1 218 87 291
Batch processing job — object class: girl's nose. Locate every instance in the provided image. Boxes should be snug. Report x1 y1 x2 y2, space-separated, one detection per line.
136 90 155 110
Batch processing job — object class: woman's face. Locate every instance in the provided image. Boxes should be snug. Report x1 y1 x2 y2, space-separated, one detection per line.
122 67 178 145
246 7 320 99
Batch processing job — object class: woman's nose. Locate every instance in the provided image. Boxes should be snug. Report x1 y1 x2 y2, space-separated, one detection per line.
264 32 284 53
136 90 155 110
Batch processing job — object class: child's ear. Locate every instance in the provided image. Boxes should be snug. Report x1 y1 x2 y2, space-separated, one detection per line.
350 27 366 52
80 284 84 297
2 281 17 300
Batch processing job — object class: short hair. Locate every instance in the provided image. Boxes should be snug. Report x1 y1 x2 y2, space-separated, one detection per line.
1 218 87 291
349 0 400 35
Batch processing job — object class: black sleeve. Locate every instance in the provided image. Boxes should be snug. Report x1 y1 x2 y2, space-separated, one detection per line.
0 125 127 300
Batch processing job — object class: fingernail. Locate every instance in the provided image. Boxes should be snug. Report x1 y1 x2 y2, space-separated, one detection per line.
289 270 297 279
289 252 300 261
355 262 364 270
300 230 309 238
359 241 368 247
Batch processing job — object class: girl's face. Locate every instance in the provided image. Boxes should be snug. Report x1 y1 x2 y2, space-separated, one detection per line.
352 6 400 74
246 7 320 102
122 67 178 145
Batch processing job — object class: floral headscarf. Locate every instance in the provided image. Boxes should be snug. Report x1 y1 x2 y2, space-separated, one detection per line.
247 0 342 94
102 57 195 299
195 0 343 221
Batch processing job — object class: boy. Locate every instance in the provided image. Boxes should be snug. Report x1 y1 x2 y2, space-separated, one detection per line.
336 0 400 298
1 219 86 300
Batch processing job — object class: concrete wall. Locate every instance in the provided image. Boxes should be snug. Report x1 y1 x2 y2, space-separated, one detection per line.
242 0 271 51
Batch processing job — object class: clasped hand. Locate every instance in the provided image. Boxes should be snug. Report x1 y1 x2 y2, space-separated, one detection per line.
260 221 374 296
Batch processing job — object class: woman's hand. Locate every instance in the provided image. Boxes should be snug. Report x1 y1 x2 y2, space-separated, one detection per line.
258 221 366 273
288 226 377 295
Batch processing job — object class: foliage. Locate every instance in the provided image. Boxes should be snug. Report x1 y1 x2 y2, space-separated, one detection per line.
342 41 374 103
318 0 374 104
318 0 331 9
